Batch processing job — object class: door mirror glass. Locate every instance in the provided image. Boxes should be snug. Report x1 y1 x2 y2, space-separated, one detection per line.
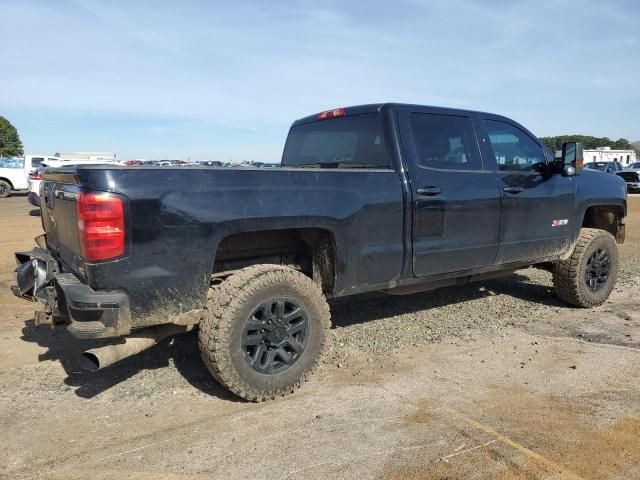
561 142 583 176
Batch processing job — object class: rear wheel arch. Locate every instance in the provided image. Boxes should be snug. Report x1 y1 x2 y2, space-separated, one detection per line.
212 227 337 294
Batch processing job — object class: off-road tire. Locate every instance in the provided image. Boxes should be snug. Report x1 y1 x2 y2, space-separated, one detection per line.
552 228 619 307
0 180 11 198
198 265 331 401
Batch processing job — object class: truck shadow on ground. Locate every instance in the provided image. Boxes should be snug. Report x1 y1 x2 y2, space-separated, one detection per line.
19 321 240 401
329 272 563 327
19 272 564 400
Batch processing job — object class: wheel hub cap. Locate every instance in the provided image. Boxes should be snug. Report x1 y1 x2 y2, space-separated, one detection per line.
267 326 288 344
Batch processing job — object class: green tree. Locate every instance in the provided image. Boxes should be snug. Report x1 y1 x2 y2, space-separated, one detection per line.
539 135 631 151
612 138 630 150
0 116 24 157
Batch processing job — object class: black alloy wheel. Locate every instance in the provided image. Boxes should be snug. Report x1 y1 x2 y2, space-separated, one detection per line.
585 248 610 292
242 297 309 374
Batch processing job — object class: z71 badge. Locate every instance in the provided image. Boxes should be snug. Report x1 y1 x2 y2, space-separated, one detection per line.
552 219 569 227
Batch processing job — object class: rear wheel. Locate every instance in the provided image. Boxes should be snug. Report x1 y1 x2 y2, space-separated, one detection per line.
0 180 11 198
552 228 619 307
198 265 330 401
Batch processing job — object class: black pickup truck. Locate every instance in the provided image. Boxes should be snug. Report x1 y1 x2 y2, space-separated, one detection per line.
12 103 627 401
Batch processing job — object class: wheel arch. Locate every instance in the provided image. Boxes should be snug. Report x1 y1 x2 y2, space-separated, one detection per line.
212 227 338 295
0 177 14 188
580 203 626 244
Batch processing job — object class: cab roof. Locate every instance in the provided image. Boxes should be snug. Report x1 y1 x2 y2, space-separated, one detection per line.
291 103 514 127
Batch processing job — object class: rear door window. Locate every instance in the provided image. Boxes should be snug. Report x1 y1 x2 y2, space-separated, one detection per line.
282 113 389 168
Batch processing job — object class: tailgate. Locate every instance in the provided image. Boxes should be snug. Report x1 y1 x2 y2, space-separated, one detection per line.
41 172 85 274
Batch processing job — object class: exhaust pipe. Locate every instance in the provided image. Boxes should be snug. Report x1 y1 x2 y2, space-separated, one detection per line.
80 324 194 371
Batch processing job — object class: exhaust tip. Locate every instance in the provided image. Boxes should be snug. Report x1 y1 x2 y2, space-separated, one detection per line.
79 352 100 371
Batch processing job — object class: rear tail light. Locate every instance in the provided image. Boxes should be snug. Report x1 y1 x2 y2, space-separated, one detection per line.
77 192 125 262
29 172 42 180
317 108 345 120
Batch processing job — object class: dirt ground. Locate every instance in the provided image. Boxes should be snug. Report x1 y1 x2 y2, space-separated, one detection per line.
1 193 639 480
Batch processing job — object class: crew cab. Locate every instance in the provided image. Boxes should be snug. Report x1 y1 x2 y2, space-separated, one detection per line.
12 103 627 401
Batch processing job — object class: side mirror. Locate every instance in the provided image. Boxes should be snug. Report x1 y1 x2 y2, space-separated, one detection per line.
561 142 583 176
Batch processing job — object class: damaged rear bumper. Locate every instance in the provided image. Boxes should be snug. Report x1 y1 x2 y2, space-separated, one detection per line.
12 247 131 339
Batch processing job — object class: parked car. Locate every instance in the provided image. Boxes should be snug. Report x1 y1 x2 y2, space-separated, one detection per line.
200 160 223 167
584 161 624 174
0 155 58 198
27 169 44 206
12 103 627 401
617 167 640 193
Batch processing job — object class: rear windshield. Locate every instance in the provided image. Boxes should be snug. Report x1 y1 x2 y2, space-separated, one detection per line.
281 113 389 168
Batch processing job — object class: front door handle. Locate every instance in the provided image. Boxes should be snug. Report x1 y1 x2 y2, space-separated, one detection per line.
503 186 524 194
416 186 441 196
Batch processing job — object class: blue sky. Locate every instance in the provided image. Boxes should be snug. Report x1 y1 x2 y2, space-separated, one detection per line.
1 0 639 161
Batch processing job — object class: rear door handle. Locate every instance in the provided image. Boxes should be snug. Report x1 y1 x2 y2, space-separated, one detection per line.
416 186 441 196
503 186 524 194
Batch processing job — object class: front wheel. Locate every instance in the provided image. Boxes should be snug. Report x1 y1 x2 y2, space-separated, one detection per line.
552 228 619 307
198 264 330 401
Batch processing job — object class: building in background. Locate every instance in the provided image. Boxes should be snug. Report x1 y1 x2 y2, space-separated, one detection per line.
55 152 116 161
583 147 636 166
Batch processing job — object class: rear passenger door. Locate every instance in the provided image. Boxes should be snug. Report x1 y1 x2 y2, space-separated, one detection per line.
399 110 501 277
478 118 575 264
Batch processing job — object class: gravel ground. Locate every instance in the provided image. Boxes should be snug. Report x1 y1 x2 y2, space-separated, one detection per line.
1 195 639 479
325 256 640 365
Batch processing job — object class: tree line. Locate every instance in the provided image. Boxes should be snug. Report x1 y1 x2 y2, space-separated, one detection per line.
539 135 634 152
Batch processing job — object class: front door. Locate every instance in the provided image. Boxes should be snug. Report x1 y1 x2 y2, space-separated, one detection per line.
400 110 501 277
478 118 575 264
